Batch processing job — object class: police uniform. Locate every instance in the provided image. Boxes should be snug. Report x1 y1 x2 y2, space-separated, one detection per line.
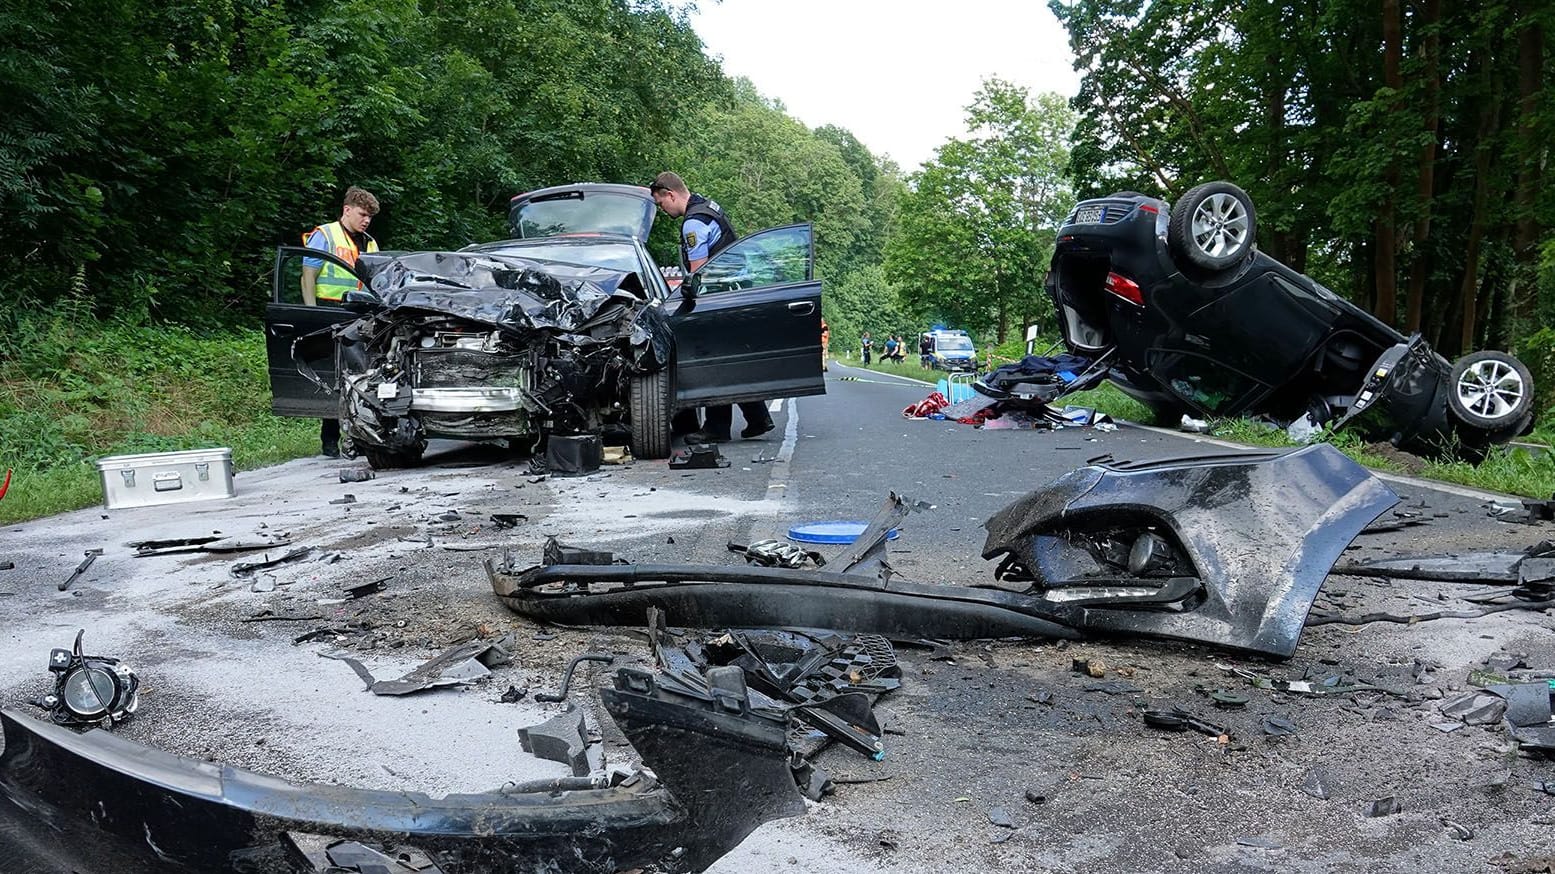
679 194 774 441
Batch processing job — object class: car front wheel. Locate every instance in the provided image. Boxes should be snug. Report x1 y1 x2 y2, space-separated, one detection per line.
629 367 673 460
1168 181 1257 273
1447 351 1534 432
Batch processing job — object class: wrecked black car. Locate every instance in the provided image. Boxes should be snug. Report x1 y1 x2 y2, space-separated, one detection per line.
1048 181 1535 458
266 184 825 468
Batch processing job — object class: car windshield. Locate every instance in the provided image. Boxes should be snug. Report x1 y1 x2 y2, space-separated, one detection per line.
937 337 973 351
477 241 642 274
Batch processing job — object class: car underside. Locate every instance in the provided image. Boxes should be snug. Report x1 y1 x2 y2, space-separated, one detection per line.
1047 182 1534 458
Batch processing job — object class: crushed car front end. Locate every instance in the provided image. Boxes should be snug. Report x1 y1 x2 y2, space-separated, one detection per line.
297 251 671 467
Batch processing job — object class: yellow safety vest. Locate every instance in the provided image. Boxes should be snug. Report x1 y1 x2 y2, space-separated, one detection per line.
305 221 379 301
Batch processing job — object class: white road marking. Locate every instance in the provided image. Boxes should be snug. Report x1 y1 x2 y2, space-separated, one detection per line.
830 362 935 388
768 398 784 413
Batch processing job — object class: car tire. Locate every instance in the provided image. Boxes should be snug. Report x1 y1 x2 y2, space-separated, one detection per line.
1168 181 1257 273
363 445 424 470
1447 351 1534 431
629 366 673 460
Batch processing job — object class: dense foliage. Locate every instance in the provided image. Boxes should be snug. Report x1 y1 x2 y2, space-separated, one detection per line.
886 81 1076 343
0 0 899 331
1052 0 1554 357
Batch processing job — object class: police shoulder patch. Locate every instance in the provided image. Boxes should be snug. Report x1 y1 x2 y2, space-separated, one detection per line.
684 231 697 249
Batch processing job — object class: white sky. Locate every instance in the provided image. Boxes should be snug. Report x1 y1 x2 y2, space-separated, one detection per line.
688 0 1081 171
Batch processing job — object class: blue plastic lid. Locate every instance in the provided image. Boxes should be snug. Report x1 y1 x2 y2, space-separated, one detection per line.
787 521 901 544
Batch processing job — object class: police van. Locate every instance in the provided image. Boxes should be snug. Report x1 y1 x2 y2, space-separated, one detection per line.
923 329 978 372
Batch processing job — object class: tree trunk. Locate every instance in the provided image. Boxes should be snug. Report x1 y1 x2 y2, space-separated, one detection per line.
1511 0 1546 327
1373 0 1404 325
1458 41 1507 355
1404 0 1442 333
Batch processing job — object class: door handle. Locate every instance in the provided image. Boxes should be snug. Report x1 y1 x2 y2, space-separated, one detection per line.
271 323 295 335
787 302 815 315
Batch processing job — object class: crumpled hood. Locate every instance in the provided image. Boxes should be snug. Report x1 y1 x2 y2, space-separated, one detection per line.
355 251 645 335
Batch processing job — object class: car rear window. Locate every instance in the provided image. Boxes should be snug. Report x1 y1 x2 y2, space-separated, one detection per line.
512 192 653 240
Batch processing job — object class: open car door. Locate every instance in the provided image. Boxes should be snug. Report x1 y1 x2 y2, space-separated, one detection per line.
265 246 368 417
669 224 826 407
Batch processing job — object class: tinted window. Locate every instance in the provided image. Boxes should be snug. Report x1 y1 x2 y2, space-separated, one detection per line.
1148 349 1267 414
512 191 653 239
696 225 812 295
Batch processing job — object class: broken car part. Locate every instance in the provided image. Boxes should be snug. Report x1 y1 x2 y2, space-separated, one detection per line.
31 630 139 727
534 653 615 703
290 250 674 470
518 706 604 777
728 539 825 569
230 546 313 577
59 548 103 591
494 450 1388 658
130 535 291 557
0 664 804 873
981 445 1397 657
545 433 604 475
322 635 514 696
668 443 729 470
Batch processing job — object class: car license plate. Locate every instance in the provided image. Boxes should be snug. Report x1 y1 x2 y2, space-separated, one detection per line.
1073 205 1104 224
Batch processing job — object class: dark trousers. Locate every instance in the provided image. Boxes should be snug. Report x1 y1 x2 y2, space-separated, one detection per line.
704 402 771 438
321 418 340 449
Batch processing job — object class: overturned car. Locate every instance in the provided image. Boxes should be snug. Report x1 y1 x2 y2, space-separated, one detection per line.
1048 181 1535 459
266 184 825 467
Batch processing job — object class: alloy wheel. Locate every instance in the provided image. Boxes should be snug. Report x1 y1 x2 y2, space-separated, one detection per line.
1454 358 1525 422
1190 193 1250 259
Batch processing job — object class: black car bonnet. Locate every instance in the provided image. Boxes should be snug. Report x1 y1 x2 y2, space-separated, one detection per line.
355 250 645 334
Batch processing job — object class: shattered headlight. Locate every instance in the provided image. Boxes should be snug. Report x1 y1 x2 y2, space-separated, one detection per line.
34 629 140 727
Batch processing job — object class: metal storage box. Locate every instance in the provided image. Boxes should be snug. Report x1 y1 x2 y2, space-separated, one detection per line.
95 448 235 510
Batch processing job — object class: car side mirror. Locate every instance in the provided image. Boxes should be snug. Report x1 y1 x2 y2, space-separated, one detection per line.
342 289 382 314
681 273 701 300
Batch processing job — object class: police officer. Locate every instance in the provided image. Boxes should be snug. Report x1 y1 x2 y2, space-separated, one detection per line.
302 186 380 456
649 172 774 441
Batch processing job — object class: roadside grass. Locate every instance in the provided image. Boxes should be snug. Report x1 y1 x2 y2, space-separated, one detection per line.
0 304 316 524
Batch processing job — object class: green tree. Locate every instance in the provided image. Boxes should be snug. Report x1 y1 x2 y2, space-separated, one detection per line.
886 80 1075 342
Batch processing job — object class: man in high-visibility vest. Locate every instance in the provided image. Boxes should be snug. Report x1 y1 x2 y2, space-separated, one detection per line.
302 186 380 456
302 186 380 305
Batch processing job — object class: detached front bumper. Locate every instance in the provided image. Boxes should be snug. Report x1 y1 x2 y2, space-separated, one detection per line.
0 667 803 874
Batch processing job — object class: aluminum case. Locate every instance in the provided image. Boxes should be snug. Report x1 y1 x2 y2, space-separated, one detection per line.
95 448 235 510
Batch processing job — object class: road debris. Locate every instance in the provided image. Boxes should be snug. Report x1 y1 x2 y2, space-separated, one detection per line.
545 433 603 476
230 546 312 577
1365 796 1402 817
129 534 291 556
668 443 729 470
59 548 103 592
321 633 514 696
29 630 139 727
0 660 806 873
338 466 375 483
728 539 825 569
518 706 602 776
534 653 614 703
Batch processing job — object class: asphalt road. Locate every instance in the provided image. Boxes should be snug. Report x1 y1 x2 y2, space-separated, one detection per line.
1 362 1553 872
